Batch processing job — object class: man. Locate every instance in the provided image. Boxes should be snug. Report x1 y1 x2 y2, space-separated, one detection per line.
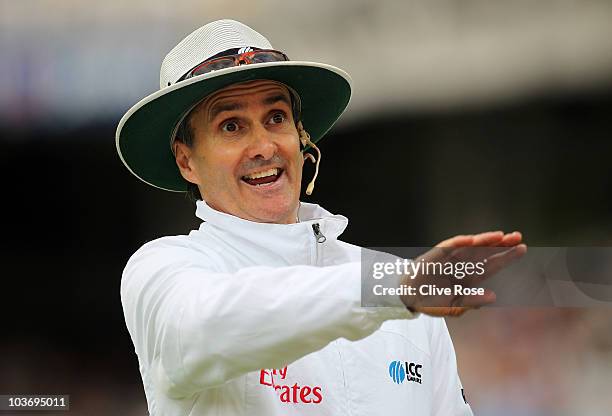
116 19 525 415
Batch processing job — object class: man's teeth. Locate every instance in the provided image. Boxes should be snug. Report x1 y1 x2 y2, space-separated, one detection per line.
243 168 279 180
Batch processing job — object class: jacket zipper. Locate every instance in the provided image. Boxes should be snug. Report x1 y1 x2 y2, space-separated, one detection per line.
312 223 327 243
310 223 326 267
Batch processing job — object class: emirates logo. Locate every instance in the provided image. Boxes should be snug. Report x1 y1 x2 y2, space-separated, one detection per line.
259 366 323 404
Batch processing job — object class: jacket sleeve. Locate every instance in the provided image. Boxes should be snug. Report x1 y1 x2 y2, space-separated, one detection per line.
430 318 474 416
120 239 415 398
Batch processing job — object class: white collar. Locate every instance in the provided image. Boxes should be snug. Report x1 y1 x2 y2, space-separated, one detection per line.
194 199 349 242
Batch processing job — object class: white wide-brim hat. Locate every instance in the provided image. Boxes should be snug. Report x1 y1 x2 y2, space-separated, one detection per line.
115 19 352 192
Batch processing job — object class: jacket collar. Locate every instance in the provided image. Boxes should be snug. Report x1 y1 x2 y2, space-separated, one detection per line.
194 199 349 244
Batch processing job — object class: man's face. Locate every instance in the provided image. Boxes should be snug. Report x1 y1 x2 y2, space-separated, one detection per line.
175 80 304 224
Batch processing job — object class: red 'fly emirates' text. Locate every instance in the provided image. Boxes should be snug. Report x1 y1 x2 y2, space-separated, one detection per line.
259 367 323 404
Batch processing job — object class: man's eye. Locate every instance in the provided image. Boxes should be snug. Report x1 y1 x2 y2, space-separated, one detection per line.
270 112 285 124
221 121 239 132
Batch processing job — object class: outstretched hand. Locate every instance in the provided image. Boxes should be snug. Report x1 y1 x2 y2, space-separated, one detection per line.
400 231 527 317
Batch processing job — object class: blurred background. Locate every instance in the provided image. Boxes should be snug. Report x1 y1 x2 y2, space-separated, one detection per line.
1 0 611 415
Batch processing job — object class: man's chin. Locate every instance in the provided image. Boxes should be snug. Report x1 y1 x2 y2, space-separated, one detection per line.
238 181 298 223
244 200 298 224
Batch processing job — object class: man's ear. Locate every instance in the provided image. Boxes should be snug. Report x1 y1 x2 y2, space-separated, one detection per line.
174 141 200 185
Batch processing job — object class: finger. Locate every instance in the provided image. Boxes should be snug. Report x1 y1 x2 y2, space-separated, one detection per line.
480 244 527 279
450 245 509 264
436 235 474 248
471 231 504 246
436 231 523 249
444 231 523 261
499 231 523 247
436 231 505 264
447 241 525 267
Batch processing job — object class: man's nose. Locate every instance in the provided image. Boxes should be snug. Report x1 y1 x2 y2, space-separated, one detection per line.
246 123 276 160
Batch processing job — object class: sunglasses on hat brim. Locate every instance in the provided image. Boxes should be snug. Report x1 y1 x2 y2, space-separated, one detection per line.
179 49 290 81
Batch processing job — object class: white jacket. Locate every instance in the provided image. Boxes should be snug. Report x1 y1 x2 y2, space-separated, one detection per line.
121 201 473 416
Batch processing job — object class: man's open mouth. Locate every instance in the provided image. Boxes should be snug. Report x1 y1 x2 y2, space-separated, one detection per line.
241 168 283 186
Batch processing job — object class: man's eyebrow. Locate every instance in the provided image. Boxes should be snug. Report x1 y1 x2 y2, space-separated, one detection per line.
263 94 291 107
209 102 244 121
208 93 290 121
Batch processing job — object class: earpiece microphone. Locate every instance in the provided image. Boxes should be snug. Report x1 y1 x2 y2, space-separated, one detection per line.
297 121 321 195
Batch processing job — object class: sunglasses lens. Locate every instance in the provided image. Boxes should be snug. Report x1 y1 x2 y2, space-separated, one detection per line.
251 51 287 63
192 58 236 76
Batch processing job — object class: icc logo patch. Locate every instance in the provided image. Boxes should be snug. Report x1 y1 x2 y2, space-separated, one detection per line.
388 360 423 385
